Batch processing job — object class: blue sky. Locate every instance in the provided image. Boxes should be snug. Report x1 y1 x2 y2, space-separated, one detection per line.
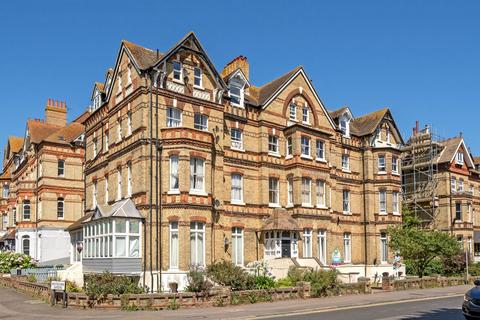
1 1 479 152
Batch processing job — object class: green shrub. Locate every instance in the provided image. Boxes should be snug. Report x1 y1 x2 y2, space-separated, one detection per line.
26 274 37 283
275 277 294 288
255 275 276 289
186 266 212 293
286 267 339 297
66 281 82 293
206 261 256 291
84 272 144 305
0 252 36 273
470 263 480 276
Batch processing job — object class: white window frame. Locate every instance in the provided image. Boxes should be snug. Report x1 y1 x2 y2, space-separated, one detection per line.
194 113 208 131
302 106 309 124
190 221 205 267
268 177 279 206
378 155 386 173
57 197 64 219
127 162 132 197
231 128 243 150
316 140 325 161
23 200 31 221
342 154 350 171
316 180 326 208
173 61 183 82
459 179 464 192
194 67 202 88
451 177 457 192
92 181 97 209
268 135 279 155
93 138 98 158
343 233 352 263
379 190 387 214
287 177 294 206
104 176 109 204
105 131 109 152
117 168 122 200
229 80 244 107
127 112 132 136
289 103 297 121
301 177 312 206
190 157 205 193
456 152 464 165
286 136 293 158
58 159 65 177
117 118 122 141
380 232 388 264
169 221 179 269
392 192 399 215
392 156 399 174
343 190 350 214
303 229 312 258
301 136 311 157
231 173 244 204
318 230 327 264
169 156 179 192
167 107 182 127
232 227 244 266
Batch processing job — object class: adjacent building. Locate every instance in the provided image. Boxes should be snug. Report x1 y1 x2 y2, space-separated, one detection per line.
402 123 480 261
77 32 405 291
4 100 87 264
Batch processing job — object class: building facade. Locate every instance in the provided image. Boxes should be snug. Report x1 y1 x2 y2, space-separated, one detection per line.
78 32 405 291
5 99 87 264
402 123 480 262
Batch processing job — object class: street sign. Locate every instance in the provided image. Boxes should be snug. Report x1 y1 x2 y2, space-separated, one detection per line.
51 281 65 291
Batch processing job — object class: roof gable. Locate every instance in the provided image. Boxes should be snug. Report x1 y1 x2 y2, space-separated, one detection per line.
438 138 474 168
259 67 336 129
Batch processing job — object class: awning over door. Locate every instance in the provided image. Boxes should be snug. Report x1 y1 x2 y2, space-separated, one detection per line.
262 208 301 232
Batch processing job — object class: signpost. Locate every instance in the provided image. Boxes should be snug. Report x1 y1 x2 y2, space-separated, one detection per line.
50 281 66 308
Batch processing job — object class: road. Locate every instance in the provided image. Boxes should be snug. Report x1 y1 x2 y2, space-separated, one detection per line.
0 285 470 320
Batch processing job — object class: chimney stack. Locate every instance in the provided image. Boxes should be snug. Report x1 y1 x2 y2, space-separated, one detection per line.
45 98 67 126
221 56 249 81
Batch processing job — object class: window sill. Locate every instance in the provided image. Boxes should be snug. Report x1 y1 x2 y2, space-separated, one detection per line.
231 147 245 152
285 155 293 160
168 190 180 195
378 212 388 216
189 190 208 197
193 85 204 90
300 155 313 160
316 205 328 209
341 169 351 173
230 103 245 109
231 201 245 206
392 212 401 216
268 152 281 158
269 203 281 208
302 204 314 208
343 211 351 215
316 158 327 163
392 172 400 176
172 78 185 85
302 121 310 126
286 204 294 208
377 171 387 175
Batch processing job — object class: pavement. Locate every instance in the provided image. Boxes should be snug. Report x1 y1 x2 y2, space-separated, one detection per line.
0 285 471 320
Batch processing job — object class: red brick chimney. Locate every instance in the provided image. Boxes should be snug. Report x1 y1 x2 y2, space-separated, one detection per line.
45 98 67 126
221 56 249 81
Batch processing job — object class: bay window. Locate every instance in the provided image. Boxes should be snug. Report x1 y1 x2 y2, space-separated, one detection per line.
231 128 243 150
301 177 311 206
301 136 310 157
167 107 182 127
190 157 205 192
169 156 179 191
169 221 179 269
232 227 244 266
190 222 205 266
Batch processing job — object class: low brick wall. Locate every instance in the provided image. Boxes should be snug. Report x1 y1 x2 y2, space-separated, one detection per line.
0 276 50 300
383 276 472 291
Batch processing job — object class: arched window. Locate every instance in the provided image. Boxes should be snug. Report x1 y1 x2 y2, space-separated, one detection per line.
22 235 30 256
22 200 30 220
57 198 64 219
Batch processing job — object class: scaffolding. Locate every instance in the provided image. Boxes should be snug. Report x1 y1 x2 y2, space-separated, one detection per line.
401 125 444 227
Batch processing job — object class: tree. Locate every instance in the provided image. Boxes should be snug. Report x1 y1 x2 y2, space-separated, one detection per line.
388 211 461 278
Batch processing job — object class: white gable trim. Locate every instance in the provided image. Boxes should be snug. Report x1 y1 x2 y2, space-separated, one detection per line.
449 139 474 168
226 69 250 87
261 68 336 129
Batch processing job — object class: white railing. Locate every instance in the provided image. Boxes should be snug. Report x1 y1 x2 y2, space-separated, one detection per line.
166 81 185 94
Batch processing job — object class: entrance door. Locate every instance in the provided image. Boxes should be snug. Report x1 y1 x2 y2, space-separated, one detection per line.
281 239 291 257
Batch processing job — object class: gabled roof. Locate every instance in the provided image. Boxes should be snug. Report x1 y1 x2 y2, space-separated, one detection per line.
8 136 24 154
247 66 302 107
473 156 480 166
123 40 161 70
437 137 475 168
351 108 388 136
72 110 91 125
27 119 85 146
328 106 351 120
92 198 143 220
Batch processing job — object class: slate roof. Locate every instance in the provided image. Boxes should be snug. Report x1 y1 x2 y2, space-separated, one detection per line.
66 212 93 231
262 208 301 231
437 137 463 164
27 119 85 145
328 107 350 120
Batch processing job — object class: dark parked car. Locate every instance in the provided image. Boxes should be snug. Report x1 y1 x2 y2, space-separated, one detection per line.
463 280 480 319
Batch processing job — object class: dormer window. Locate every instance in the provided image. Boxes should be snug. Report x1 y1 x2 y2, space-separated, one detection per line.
456 152 464 165
194 67 202 87
173 61 182 81
340 119 348 136
93 90 101 109
229 80 243 107
302 106 309 124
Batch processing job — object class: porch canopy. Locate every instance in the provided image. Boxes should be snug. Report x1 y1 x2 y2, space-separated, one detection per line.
262 208 301 232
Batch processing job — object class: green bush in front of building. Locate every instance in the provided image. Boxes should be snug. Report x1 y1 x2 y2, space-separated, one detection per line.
0 251 36 273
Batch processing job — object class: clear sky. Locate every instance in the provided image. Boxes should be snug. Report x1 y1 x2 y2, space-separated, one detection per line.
1 1 479 152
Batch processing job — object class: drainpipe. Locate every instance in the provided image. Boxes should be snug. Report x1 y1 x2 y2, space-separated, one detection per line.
361 145 368 278
154 69 162 292
35 144 39 262
149 71 154 293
